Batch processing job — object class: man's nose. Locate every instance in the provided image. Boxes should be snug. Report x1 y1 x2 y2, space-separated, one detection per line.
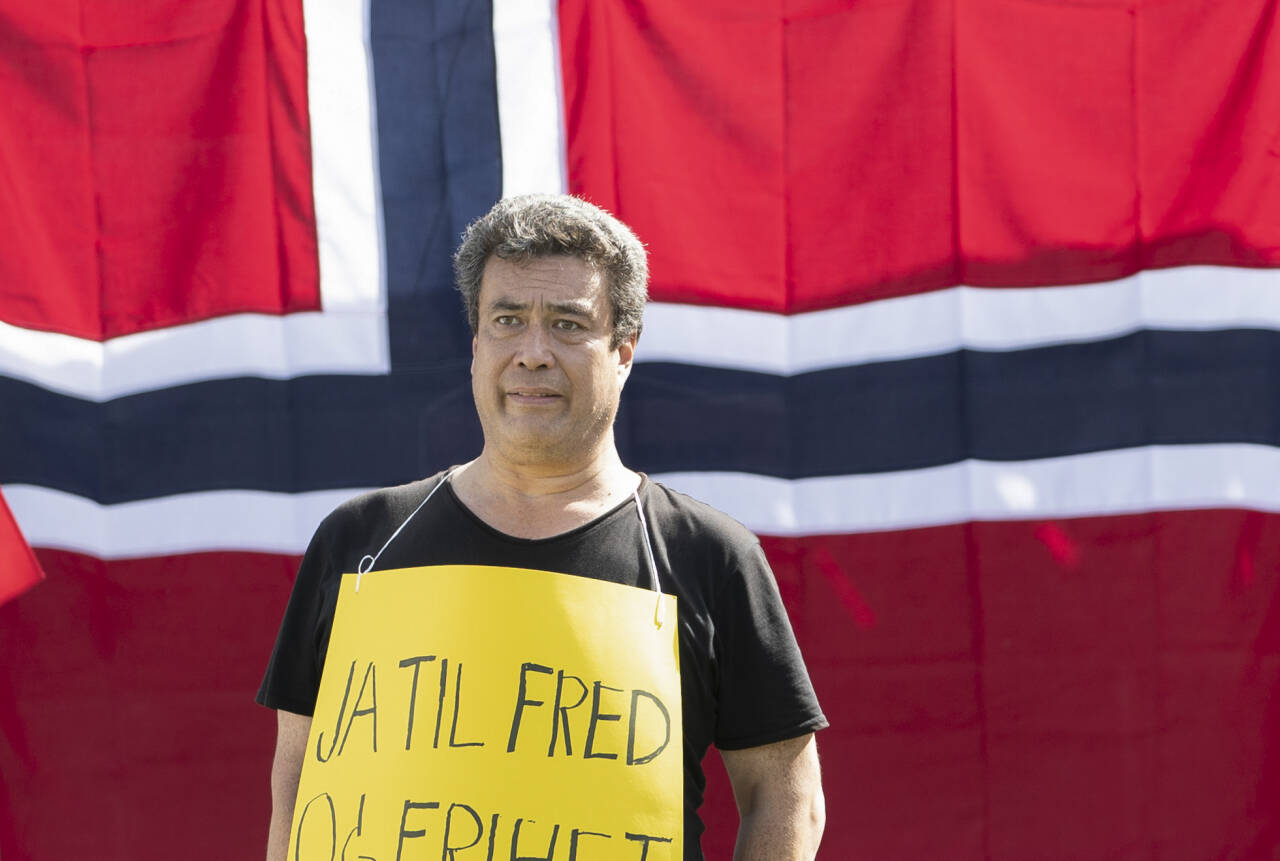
514 324 555 369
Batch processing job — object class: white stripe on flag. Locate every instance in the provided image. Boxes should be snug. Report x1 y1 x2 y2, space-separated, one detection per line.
654 443 1280 534
4 487 363 559
639 265 1280 374
304 0 386 317
8 444 1280 557
493 0 567 197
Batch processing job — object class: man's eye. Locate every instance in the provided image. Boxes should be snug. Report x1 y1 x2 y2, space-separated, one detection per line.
555 319 582 331
495 315 518 326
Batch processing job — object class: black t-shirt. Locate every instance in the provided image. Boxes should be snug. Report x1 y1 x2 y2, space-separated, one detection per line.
258 472 827 858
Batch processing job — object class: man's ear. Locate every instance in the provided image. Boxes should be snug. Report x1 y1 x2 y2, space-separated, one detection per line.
471 336 477 374
616 331 638 383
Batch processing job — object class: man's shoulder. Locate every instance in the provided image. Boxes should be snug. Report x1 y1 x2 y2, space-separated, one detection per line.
314 472 448 546
642 478 761 553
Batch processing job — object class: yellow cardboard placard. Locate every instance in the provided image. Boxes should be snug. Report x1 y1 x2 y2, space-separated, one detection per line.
288 565 682 860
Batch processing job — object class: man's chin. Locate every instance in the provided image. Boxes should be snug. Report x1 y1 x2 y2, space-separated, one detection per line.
494 418 570 448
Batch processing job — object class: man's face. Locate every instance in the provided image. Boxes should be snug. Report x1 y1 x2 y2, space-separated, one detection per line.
471 254 635 467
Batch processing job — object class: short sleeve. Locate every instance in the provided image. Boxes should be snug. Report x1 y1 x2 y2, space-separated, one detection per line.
255 518 340 716
712 543 828 750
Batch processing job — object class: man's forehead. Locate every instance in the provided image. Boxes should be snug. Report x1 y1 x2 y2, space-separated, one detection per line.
479 254 605 303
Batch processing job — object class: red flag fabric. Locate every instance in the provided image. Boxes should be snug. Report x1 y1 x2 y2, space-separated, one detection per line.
0 0 318 339
0 489 42 606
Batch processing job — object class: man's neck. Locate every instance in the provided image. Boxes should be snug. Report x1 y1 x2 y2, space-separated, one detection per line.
450 444 640 540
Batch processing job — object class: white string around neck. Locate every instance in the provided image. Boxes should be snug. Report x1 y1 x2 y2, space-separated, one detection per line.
355 469 454 592
633 486 666 629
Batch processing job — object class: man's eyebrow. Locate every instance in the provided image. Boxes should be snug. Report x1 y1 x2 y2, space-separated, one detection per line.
487 297 529 313
544 299 594 317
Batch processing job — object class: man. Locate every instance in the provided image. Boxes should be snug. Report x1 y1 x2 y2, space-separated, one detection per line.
259 194 827 860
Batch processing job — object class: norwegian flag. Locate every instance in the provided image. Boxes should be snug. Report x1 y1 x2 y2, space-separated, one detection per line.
1 0 1279 858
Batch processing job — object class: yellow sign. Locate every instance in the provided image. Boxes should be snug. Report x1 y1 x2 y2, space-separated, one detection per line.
289 565 682 860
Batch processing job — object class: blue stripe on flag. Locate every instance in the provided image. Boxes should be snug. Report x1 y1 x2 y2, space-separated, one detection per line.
4 329 1279 501
373 0 502 368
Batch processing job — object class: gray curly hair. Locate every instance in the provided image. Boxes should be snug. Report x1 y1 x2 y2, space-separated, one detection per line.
453 194 648 348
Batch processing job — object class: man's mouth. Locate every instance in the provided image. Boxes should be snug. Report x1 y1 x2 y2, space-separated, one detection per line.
507 389 561 401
